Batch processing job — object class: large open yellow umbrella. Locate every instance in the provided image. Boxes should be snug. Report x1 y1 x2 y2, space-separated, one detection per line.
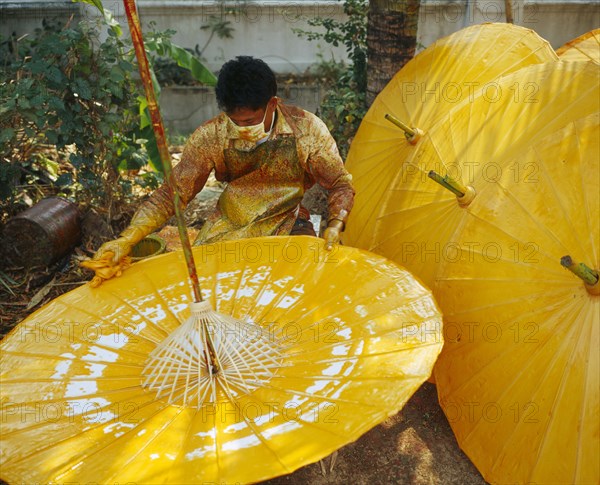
343 22 557 249
556 28 600 64
364 61 599 290
434 113 599 485
0 236 443 484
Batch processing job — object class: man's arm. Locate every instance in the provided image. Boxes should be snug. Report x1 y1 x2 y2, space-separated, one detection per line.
303 114 355 248
93 126 216 263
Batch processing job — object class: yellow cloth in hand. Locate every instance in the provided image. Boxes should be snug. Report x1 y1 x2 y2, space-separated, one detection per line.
80 252 132 288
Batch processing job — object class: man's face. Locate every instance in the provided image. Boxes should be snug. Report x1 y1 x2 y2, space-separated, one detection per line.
227 98 277 131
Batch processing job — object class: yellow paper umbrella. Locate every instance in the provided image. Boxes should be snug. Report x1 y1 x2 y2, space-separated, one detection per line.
343 22 557 249
0 236 443 485
364 61 599 290
434 113 599 485
556 28 600 64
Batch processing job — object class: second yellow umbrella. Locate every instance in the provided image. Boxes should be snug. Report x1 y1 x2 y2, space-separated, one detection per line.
343 22 557 249
556 28 600 64
368 60 599 290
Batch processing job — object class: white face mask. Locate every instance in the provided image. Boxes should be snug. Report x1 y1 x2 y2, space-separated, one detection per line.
230 104 276 144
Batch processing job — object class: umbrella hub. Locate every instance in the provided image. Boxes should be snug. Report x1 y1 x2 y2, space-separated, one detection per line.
456 185 476 207
141 301 284 408
561 255 600 295
428 170 476 207
385 113 423 145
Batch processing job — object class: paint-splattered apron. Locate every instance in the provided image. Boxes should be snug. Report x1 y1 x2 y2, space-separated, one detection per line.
194 136 304 244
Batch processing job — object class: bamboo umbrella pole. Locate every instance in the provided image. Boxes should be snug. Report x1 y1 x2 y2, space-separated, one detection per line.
561 255 600 294
428 170 477 207
123 0 202 304
505 0 514 24
385 113 423 144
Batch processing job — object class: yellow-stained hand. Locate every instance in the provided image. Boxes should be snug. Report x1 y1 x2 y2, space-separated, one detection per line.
93 237 135 264
80 252 132 288
82 203 165 286
91 203 164 264
323 219 344 251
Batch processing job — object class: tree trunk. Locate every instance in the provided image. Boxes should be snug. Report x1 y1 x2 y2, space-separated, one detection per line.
366 0 420 106
505 0 514 23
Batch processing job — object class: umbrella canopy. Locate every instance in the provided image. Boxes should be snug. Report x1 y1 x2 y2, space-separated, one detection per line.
556 28 600 64
343 22 557 249
0 236 443 484
363 61 599 289
434 112 599 485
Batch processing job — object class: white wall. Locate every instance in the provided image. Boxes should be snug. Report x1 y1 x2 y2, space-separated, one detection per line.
417 0 600 50
2 0 598 133
3 1 598 71
1 1 83 39
1 1 350 73
86 0 351 73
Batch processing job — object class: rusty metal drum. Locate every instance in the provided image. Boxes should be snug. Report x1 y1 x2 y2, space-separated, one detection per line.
2 197 81 267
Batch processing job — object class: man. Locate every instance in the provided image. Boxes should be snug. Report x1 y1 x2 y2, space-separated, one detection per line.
93 56 354 268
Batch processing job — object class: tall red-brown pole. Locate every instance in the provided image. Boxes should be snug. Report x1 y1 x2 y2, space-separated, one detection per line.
123 0 203 303
505 0 514 23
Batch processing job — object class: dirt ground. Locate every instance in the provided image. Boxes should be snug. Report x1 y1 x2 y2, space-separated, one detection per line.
0 177 488 485
264 382 486 485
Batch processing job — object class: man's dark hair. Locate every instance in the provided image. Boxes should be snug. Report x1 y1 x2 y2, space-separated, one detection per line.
216 56 277 113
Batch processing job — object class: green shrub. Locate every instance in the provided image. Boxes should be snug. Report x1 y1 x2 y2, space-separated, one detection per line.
0 11 217 221
294 0 368 159
0 18 149 216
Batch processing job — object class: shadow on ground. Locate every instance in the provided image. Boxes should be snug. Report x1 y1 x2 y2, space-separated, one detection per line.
263 383 487 485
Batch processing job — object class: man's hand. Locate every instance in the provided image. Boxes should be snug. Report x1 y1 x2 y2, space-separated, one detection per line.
80 251 132 288
80 224 147 286
323 219 344 251
93 237 135 264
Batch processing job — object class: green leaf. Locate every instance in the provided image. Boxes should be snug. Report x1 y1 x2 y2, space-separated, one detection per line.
69 152 85 167
138 98 151 129
30 94 46 106
39 157 60 179
98 122 111 137
28 60 47 75
48 98 65 112
34 114 46 129
0 128 15 144
118 59 133 72
150 67 162 98
108 82 123 99
103 8 122 37
56 173 73 187
165 43 217 86
73 79 92 100
71 0 104 14
140 125 163 173
117 150 147 171
46 66 64 85
46 130 59 144
109 66 125 83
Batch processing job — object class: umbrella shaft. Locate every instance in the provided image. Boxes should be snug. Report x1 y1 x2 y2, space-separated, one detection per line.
561 255 599 286
385 113 416 137
428 171 466 197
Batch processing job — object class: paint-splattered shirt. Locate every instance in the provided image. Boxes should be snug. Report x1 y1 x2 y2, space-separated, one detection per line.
137 101 354 243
